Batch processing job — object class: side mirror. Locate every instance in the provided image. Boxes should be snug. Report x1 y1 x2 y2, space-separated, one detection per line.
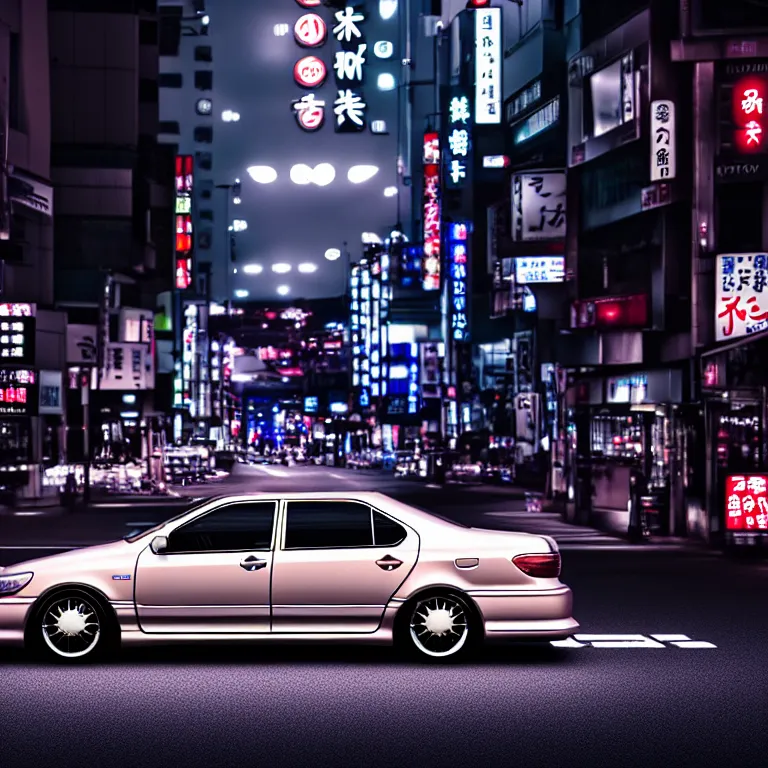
150 535 168 555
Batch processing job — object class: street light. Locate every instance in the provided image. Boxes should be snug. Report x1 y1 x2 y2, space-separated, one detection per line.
324 248 341 261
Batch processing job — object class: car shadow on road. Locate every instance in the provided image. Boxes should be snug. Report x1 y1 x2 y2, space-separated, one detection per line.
0 642 572 667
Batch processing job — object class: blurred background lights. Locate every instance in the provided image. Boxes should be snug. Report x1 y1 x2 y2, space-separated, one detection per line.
298 263 318 273
377 73 396 91
277 285 290 296
371 120 388 134
272 263 292 274
379 1 397 20
291 163 335 186
384 186 398 197
232 219 247 232
273 23 289 36
243 264 263 275
247 165 277 184
233 196 241 205
348 165 379 184
373 41 393 58
362 232 383 244
324 248 341 261
234 289 248 298
222 110 240 122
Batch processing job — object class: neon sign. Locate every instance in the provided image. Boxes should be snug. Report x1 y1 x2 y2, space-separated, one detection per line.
294 56 327 88
449 224 470 342
732 75 767 153
446 94 471 187
294 14 326 48
175 156 193 292
422 132 441 291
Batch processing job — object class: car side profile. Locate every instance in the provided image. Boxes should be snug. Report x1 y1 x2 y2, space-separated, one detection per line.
0 492 578 661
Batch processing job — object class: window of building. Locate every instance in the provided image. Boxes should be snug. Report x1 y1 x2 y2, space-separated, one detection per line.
158 72 183 88
194 126 213 143
197 230 212 249
9 33 20 131
197 179 214 199
167 502 276 553
194 45 212 62
139 78 158 103
198 209 214 222
195 70 213 90
284 501 374 549
159 120 180 135
196 151 212 171
139 19 158 45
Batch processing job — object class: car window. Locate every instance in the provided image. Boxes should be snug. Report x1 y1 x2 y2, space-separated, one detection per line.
284 501 374 549
372 511 407 546
167 501 276 553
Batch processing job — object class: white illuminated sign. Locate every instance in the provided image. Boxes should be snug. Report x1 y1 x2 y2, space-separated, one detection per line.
650 100 676 182
483 155 507 168
334 45 367 83
373 40 393 58
715 253 768 342
334 90 367 131
511 172 567 242
474 7 501 125
515 256 566 284
333 6 364 43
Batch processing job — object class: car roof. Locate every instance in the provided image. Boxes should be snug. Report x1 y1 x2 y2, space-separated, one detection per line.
213 491 392 504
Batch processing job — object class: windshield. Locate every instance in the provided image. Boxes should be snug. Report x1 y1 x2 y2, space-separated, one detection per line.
123 497 223 542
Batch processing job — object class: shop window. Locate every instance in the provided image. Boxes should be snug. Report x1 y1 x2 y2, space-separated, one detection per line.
590 415 644 460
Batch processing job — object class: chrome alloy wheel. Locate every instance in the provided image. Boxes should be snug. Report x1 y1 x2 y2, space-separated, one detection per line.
408 595 470 658
41 596 102 659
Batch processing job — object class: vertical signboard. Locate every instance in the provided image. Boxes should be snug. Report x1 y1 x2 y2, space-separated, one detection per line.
448 222 470 342
175 155 193 290
474 6 501 125
422 132 441 291
511 172 567 242
446 92 472 188
650 101 676 181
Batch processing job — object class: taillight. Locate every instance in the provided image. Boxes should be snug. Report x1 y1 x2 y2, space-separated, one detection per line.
512 553 561 578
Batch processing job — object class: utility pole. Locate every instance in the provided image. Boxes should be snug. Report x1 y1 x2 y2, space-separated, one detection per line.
81 367 91 504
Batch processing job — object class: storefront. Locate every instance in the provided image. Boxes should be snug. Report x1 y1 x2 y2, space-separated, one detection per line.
564 368 688 536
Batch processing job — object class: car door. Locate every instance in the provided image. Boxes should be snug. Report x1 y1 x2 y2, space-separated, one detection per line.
135 500 277 634
271 500 419 633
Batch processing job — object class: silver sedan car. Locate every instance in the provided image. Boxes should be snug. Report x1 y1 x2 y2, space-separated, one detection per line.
0 492 578 661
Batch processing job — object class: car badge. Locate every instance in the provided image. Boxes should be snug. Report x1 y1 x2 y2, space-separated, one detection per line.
112 574 131 581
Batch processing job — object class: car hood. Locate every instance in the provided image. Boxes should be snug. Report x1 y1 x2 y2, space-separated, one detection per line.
5 539 138 573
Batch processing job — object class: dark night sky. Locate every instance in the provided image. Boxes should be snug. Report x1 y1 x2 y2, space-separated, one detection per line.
209 0 408 301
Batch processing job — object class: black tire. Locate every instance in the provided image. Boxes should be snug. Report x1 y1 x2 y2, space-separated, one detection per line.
396 591 480 662
27 589 117 663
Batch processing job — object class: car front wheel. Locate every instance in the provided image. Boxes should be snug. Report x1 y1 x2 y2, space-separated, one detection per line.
31 591 111 662
402 592 478 661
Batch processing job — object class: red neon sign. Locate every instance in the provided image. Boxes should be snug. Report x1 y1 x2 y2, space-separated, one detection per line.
294 56 327 89
725 474 768 531
0 386 28 404
175 214 193 253
422 135 441 292
175 155 193 192
732 75 766 153
176 257 191 290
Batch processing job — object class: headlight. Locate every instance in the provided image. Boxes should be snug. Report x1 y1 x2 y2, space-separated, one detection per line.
0 572 34 595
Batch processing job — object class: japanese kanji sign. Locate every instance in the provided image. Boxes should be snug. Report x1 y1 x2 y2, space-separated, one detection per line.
650 100 676 182
474 7 501 125
511 171 566 242
725 474 768 531
715 253 768 341
422 133 441 292
446 93 472 188
449 223 470 343
731 75 766 154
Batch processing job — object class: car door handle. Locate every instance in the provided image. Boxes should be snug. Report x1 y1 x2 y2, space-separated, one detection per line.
240 556 268 572
375 555 403 571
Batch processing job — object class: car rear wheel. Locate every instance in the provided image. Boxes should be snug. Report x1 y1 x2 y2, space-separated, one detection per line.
30 591 111 662
402 592 477 661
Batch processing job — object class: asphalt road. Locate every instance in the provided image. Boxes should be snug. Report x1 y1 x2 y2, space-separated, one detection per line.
1 464 767 767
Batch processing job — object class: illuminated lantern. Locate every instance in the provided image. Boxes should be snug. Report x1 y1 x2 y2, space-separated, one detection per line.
294 56 327 89
732 75 767 153
294 13 327 48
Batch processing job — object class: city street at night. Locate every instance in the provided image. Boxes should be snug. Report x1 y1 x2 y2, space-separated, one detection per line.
1 465 765 768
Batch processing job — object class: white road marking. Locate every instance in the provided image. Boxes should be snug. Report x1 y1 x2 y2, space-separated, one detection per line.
426 484 442 489
330 474 345 479
251 467 290 477
551 633 717 649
